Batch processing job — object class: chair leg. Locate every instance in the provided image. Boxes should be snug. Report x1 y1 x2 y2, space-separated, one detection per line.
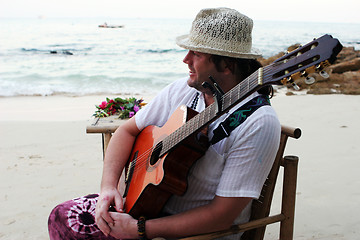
102 133 112 159
279 155 299 240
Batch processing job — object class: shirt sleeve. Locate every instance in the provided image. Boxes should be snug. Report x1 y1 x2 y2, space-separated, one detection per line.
134 83 173 131
134 77 200 131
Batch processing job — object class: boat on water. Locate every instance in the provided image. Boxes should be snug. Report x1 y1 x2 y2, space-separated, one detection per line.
98 22 124 28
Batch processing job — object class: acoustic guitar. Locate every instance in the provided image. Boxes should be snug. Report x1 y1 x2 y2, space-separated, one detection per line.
123 34 343 219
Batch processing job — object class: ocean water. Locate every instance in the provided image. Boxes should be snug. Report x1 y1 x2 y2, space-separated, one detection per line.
0 18 359 97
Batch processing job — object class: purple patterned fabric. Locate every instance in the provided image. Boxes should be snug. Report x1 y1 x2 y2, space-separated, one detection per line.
48 194 117 240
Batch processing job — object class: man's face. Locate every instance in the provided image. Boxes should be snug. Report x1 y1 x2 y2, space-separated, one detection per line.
183 51 218 93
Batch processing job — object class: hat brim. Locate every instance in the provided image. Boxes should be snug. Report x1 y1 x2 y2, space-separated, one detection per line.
176 34 262 59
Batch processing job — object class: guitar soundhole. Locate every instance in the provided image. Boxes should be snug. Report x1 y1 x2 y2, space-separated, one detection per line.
150 142 163 165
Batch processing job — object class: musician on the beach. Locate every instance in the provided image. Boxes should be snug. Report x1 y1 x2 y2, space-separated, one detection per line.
48 7 281 239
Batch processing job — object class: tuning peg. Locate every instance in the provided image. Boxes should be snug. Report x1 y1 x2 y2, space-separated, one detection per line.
291 82 300 91
300 71 315 85
287 77 300 91
319 70 330 78
305 76 316 85
315 63 330 79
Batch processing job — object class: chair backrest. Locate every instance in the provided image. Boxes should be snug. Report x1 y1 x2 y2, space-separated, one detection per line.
180 125 301 240
241 125 301 240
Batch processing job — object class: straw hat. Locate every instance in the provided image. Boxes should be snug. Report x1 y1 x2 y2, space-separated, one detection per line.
176 8 262 59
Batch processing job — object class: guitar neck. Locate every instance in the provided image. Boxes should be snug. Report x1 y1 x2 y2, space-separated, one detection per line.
161 70 262 155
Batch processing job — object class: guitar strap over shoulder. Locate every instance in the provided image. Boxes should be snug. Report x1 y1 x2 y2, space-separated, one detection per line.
210 94 270 145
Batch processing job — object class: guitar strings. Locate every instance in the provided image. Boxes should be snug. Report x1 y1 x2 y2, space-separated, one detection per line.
129 59 306 173
127 66 274 174
129 60 308 176
127 69 270 174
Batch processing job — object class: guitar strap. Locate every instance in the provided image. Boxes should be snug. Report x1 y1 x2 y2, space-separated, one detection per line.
210 94 270 145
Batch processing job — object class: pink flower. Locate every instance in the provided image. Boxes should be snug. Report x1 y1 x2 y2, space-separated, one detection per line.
99 101 107 110
133 105 140 112
129 111 135 118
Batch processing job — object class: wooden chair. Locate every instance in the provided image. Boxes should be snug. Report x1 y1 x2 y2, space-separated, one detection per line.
180 125 301 240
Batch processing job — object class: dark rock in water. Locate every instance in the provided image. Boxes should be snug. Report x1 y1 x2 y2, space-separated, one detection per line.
49 50 73 55
63 50 73 55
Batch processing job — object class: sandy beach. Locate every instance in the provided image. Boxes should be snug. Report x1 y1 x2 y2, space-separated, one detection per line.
1 93 359 239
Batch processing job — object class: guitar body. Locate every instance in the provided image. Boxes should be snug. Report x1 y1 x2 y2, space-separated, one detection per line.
124 105 209 219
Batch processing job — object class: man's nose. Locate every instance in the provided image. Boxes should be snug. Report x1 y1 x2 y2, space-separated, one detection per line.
183 51 192 64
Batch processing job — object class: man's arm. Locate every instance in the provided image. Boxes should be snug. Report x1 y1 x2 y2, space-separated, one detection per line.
109 195 252 239
95 117 141 236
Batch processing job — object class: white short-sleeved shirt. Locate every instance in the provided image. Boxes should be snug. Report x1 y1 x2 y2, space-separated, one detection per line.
135 77 281 238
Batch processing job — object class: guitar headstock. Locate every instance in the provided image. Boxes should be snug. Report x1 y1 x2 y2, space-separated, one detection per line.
263 34 343 89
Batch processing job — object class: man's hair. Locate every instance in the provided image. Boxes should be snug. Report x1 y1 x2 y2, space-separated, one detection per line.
210 55 273 97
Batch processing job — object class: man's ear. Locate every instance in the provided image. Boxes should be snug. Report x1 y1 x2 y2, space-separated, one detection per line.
223 65 233 75
217 59 231 74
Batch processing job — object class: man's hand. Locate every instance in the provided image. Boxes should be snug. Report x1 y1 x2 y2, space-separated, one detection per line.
95 188 123 236
108 212 138 239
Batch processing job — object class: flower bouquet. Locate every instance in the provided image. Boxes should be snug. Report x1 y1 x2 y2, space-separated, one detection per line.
93 97 145 119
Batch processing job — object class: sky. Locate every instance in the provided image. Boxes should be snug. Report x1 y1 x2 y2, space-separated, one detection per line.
0 0 360 24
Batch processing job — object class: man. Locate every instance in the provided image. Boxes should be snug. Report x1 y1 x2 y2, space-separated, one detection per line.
48 7 280 239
